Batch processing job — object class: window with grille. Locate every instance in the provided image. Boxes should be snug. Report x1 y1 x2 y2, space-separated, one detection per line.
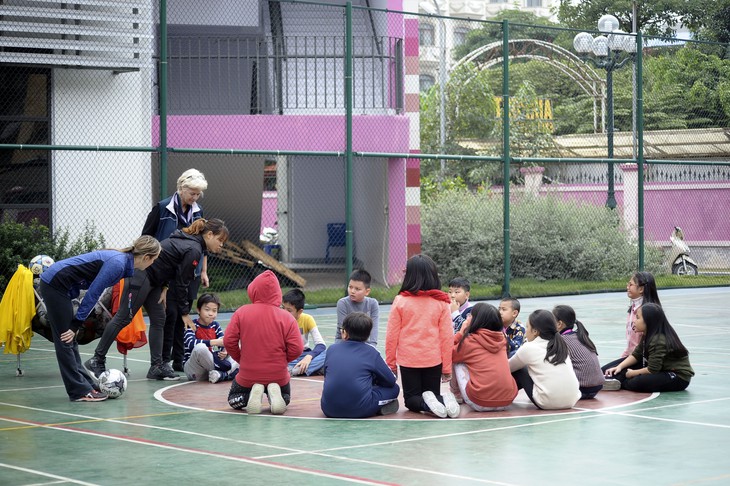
419 23 434 46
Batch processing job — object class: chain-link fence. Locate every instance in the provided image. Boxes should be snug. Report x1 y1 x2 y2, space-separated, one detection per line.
1 1 728 308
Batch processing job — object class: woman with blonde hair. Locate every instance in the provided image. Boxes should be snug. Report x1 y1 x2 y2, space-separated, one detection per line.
142 168 209 371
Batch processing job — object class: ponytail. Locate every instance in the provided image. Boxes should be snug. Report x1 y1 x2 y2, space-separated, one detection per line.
574 320 597 355
183 218 229 241
117 235 161 257
552 304 597 355
529 309 569 365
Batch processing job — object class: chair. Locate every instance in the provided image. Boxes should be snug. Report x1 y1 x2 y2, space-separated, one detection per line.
325 223 347 263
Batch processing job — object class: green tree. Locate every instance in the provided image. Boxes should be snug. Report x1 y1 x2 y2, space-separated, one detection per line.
453 10 565 62
420 61 498 190
557 0 711 37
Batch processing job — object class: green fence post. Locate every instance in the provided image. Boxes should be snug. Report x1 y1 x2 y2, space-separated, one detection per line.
637 32 644 270
159 0 168 196
345 2 354 283
502 19 511 298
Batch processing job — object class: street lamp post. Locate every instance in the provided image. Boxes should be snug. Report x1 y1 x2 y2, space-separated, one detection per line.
573 15 636 209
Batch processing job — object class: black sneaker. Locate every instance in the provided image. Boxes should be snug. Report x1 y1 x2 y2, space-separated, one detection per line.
84 356 106 382
172 362 184 372
74 390 108 402
146 364 181 381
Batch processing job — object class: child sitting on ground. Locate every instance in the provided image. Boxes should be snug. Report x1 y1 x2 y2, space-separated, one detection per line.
604 303 694 393
509 310 581 410
282 289 327 376
451 303 517 412
448 277 473 333
224 270 303 415
183 293 239 383
499 297 526 358
335 269 379 346
321 312 400 418
552 305 607 398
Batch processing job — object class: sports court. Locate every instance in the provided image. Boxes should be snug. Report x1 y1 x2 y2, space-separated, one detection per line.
1 286 729 485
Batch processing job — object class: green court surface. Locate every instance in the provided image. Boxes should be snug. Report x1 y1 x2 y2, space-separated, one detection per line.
1 287 729 485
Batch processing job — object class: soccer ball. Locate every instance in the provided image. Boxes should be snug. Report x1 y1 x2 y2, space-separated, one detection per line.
29 254 55 275
98 369 128 399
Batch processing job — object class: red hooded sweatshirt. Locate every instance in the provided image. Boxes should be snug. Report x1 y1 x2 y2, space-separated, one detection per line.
224 270 303 388
452 328 518 408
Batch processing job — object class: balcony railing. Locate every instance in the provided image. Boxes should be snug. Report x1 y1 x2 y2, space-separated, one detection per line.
167 35 404 115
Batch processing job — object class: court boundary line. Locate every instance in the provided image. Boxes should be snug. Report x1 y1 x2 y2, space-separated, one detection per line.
0 462 99 486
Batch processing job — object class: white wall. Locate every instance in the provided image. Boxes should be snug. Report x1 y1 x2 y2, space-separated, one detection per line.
52 68 153 247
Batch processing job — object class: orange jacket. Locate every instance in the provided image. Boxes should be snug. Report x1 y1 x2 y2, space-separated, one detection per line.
385 294 453 374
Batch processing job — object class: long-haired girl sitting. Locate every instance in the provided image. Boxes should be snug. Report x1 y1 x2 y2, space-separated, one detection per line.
604 303 694 392
451 303 518 412
552 305 605 399
508 310 580 410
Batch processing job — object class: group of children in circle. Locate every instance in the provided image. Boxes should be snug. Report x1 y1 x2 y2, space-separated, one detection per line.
216 255 694 418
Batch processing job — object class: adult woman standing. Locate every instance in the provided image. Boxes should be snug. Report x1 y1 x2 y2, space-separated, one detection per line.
85 219 228 381
40 236 161 401
142 168 209 371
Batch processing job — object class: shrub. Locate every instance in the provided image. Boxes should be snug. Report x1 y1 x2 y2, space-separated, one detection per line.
0 220 105 294
422 188 663 285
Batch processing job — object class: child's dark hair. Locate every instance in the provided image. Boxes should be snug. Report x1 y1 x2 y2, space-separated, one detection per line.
457 303 501 351
196 293 220 311
641 303 688 358
528 309 569 365
342 312 373 342
633 271 661 305
552 304 597 355
448 277 470 292
399 254 441 293
283 289 306 310
501 297 521 313
349 269 372 288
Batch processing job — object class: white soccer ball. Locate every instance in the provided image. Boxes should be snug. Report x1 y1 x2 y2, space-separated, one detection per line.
98 369 128 399
29 254 55 275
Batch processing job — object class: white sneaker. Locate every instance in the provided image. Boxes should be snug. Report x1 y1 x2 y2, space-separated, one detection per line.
267 383 287 415
443 391 461 418
246 383 264 414
422 391 447 418
208 370 222 384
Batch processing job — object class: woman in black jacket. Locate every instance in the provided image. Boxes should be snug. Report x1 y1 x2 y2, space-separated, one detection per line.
85 218 228 381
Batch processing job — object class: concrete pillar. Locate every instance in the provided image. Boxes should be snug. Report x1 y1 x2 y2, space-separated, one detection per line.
520 166 544 196
619 163 639 241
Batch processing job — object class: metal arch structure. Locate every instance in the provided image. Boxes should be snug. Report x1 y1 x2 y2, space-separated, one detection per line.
453 39 607 133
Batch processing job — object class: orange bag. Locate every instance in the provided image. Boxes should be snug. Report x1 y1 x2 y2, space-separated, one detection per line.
113 278 148 354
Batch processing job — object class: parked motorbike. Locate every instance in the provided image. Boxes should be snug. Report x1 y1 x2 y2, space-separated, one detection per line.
669 226 698 275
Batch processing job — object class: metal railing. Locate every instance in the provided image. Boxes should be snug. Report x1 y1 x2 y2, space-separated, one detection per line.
167 34 403 115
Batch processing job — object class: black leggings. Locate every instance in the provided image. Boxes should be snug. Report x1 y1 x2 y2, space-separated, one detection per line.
512 367 541 409
399 364 443 413
613 367 690 392
92 269 166 366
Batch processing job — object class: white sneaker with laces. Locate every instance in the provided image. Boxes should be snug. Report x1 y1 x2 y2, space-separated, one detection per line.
422 391 447 418
208 370 222 383
443 391 461 418
246 384 264 414
267 383 287 415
